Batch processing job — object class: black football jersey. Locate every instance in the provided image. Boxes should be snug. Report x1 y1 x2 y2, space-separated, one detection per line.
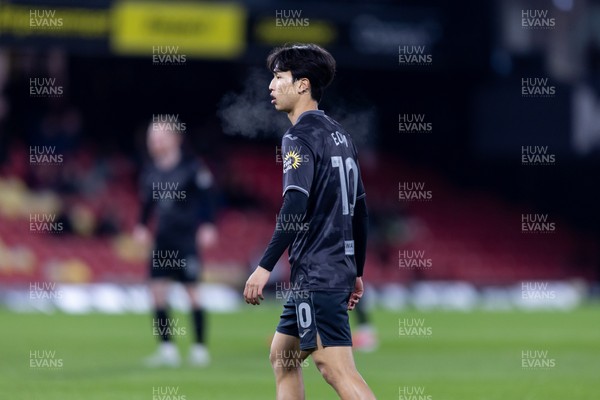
139 157 213 246
281 110 366 292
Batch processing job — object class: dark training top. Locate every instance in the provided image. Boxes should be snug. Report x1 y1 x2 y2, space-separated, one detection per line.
138 156 214 247
259 110 368 292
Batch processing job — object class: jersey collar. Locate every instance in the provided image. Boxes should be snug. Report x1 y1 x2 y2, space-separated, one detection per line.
296 109 324 124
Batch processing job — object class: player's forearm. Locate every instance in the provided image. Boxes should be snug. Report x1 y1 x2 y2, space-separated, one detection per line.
352 196 368 277
258 190 308 271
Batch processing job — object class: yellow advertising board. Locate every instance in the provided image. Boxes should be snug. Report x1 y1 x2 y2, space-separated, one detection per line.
0 4 109 38
254 18 337 46
111 1 246 59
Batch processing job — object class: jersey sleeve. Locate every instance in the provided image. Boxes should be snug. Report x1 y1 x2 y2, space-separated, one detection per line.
356 173 366 200
138 166 155 225
194 160 214 191
281 133 316 197
354 144 366 200
190 159 216 225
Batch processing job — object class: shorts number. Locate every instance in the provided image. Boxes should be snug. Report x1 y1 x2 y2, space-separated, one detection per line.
298 302 312 328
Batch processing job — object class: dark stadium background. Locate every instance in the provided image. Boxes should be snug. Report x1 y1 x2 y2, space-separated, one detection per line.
1 0 599 322
3 1 600 399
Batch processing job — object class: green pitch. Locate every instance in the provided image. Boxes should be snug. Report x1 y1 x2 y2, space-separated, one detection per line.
3 304 599 399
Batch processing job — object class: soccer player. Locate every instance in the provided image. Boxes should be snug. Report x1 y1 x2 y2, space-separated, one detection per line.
244 44 375 399
353 299 379 353
133 118 217 367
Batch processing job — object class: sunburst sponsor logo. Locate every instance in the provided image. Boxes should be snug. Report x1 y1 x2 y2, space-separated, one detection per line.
283 147 307 173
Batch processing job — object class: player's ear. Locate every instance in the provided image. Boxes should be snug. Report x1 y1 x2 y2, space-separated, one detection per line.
297 77 311 95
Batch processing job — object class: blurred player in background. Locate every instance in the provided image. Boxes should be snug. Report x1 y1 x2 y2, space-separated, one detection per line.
133 117 217 367
353 299 378 353
244 44 375 399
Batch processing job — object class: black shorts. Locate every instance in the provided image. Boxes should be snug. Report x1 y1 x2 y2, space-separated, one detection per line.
276 291 352 351
149 242 201 284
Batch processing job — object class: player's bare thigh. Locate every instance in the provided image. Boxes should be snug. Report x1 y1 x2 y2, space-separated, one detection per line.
311 332 356 368
270 331 311 367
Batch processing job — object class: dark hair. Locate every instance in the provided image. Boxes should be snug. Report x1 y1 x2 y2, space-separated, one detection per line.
266 43 336 102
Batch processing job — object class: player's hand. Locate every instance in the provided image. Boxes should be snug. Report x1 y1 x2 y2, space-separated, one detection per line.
348 277 364 311
132 224 151 245
244 266 270 305
197 223 218 249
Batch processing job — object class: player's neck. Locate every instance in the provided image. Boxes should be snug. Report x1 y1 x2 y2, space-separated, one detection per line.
288 99 319 125
155 150 181 170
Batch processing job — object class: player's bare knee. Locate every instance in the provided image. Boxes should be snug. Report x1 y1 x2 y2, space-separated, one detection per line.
313 359 340 386
320 366 341 387
152 297 168 308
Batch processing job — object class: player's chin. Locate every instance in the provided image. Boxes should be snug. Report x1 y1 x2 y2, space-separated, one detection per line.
273 103 288 112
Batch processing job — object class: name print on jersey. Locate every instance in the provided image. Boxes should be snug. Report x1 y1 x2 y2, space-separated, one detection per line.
330 131 348 147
